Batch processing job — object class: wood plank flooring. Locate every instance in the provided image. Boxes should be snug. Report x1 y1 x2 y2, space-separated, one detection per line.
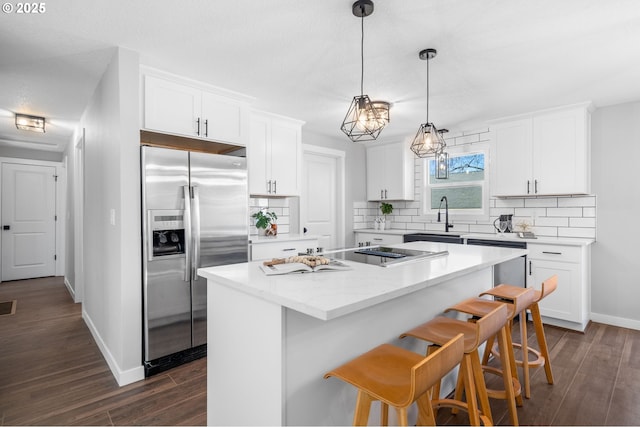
2 276 640 425
0 277 205 426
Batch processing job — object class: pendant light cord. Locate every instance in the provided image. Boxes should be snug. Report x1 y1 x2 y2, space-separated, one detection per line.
360 10 364 96
426 55 430 124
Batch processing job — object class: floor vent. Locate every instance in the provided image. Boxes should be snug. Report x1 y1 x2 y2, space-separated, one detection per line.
0 300 17 316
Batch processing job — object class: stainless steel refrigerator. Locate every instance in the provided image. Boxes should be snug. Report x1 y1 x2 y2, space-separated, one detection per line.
141 145 248 376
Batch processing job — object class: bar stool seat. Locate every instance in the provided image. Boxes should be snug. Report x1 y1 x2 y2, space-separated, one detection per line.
324 334 466 426
400 301 512 426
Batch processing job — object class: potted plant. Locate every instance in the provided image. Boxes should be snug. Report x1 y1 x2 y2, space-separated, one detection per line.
380 202 393 230
252 209 278 235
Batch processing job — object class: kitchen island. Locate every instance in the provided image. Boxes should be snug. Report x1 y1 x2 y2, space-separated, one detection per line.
198 241 528 426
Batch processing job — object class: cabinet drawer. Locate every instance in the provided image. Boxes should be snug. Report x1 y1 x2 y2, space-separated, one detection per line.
355 232 404 246
527 244 582 263
250 239 318 261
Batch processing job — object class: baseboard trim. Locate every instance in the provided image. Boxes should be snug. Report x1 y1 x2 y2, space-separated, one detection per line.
63 277 77 302
82 309 145 386
590 312 640 331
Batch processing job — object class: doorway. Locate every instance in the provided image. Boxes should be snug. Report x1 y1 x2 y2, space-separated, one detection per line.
1 162 57 281
301 145 345 251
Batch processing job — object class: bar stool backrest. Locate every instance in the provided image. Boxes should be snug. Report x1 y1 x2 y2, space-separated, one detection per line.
409 333 465 407
538 275 558 302
475 303 509 349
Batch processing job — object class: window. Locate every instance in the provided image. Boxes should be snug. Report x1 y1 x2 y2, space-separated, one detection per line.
422 144 489 219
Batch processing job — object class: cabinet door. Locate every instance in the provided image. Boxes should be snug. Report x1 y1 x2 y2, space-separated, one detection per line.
491 119 532 196
384 146 406 200
366 145 387 200
532 108 588 195
248 116 270 195
270 120 301 196
144 75 201 137
201 92 246 145
528 259 581 323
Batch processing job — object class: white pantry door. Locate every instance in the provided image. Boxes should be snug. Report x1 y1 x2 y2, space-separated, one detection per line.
1 163 56 281
302 151 340 251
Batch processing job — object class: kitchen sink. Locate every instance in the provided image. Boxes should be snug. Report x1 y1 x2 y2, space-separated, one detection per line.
403 233 464 244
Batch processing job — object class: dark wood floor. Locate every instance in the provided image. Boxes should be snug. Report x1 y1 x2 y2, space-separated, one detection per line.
0 276 206 426
2 276 640 426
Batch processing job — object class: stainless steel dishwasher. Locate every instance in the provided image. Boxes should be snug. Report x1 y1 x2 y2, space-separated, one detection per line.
466 238 527 287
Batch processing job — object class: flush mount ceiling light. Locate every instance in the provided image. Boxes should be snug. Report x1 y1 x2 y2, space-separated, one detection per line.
410 48 446 157
15 113 46 133
340 0 389 142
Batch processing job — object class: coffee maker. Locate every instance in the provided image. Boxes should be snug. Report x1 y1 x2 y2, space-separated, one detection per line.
493 214 514 233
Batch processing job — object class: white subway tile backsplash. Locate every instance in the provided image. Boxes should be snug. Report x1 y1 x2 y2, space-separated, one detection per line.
546 207 583 217
353 201 369 209
569 217 596 228
558 227 596 238
495 199 525 208
535 217 569 227
583 207 596 217
524 198 558 208
558 196 596 207
455 134 481 145
514 207 547 219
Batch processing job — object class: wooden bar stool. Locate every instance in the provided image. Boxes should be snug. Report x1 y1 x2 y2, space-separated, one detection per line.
324 333 466 426
484 275 558 398
400 302 511 426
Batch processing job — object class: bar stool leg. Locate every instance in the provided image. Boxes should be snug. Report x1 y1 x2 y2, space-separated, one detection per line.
460 354 481 426
481 334 495 365
530 303 554 384
470 350 493 425
396 407 408 426
520 309 531 398
497 326 519 426
353 390 373 426
380 402 389 426
416 392 437 426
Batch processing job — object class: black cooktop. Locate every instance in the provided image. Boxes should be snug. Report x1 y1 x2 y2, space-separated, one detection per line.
331 246 448 267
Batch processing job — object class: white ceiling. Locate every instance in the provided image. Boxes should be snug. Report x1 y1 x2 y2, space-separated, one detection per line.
2 0 640 153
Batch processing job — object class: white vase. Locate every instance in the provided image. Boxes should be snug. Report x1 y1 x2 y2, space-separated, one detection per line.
379 222 385 231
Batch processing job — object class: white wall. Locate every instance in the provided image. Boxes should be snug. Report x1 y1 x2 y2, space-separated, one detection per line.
591 101 640 328
78 47 143 385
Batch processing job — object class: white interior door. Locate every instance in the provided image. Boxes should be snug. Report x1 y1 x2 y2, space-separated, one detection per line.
1 163 56 281
301 147 345 251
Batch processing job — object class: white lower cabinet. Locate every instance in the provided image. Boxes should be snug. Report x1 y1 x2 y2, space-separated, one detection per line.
354 232 404 247
250 238 319 261
527 243 590 331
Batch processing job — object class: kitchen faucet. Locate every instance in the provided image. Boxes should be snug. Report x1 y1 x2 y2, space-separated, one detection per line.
437 196 454 232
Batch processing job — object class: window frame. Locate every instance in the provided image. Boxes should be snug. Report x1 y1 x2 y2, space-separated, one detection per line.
420 143 491 221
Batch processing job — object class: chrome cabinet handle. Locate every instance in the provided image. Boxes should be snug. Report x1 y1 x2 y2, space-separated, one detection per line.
527 180 530 194
204 119 209 137
535 179 538 193
267 180 272 193
380 189 383 199
542 251 562 255
273 180 277 194
196 118 200 136
384 189 388 199
529 260 532 275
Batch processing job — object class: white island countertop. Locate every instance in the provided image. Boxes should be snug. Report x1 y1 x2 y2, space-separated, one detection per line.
198 241 527 321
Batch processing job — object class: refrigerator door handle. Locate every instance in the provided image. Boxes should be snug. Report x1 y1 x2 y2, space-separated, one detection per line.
192 185 201 277
183 185 192 282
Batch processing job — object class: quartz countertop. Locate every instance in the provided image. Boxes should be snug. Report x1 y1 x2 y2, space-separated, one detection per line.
354 229 595 246
249 233 320 244
198 241 528 321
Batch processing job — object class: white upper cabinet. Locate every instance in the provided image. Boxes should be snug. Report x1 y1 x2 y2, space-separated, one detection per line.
141 70 251 145
366 142 415 201
490 103 591 197
248 111 303 197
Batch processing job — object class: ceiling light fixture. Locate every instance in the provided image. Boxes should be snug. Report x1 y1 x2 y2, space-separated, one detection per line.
410 48 446 157
15 113 46 133
340 0 389 142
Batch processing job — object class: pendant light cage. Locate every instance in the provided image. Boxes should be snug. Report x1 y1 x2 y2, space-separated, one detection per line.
341 96 388 142
341 0 389 142
435 150 449 179
410 48 446 157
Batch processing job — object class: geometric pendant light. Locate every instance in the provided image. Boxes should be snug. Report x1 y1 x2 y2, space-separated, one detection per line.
410 48 446 157
340 0 389 142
